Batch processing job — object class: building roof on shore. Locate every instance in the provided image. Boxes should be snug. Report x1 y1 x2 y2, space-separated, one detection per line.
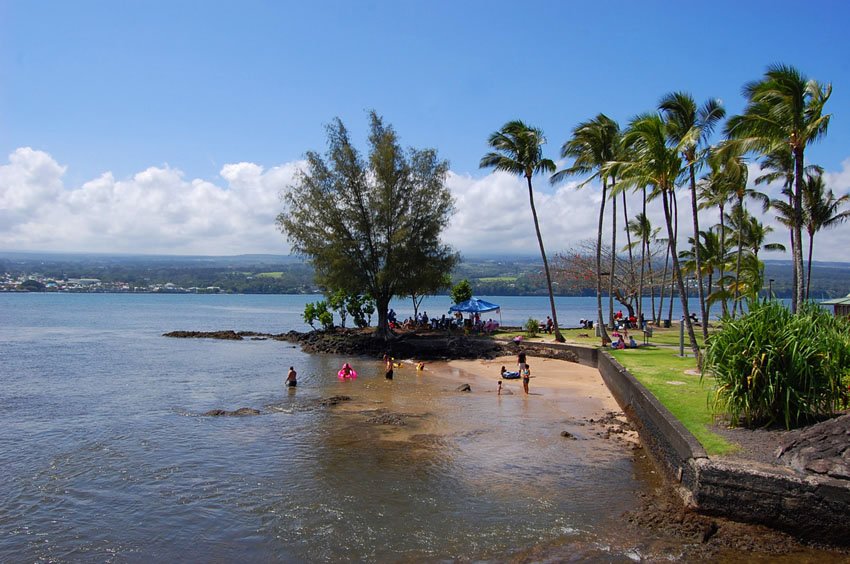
820 293 850 305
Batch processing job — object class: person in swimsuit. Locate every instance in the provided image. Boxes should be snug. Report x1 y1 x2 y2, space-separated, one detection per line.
286 366 297 387
521 363 530 395
517 350 526 374
385 357 394 380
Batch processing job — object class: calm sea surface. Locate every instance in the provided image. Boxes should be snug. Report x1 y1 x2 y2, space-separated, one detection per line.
0 293 719 561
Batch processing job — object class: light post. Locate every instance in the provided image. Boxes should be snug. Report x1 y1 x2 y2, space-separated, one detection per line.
769 279 774 300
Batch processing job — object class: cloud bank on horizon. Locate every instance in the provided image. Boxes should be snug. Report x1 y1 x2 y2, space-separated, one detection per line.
1 146 849 261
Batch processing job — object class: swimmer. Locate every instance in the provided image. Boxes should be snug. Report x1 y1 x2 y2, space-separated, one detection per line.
286 366 297 387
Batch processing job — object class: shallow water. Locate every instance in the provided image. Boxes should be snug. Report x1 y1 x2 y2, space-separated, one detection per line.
0 293 823 562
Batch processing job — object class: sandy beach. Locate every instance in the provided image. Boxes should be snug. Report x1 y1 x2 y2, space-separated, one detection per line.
428 354 624 421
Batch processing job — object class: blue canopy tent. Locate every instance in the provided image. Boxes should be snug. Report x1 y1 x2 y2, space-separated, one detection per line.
448 297 501 326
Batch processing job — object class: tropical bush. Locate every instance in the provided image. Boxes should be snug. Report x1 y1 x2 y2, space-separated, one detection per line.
524 318 540 338
303 301 333 331
704 300 850 429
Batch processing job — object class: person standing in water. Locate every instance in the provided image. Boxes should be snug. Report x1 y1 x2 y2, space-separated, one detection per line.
521 363 530 395
385 356 394 380
286 366 297 387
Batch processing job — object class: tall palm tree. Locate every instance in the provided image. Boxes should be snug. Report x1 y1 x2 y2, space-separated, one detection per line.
659 92 725 337
552 114 621 344
698 154 734 317
802 171 850 299
481 120 565 342
726 64 832 312
627 211 653 323
621 113 701 363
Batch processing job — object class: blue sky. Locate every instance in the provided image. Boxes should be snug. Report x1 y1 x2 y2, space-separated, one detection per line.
1 0 849 258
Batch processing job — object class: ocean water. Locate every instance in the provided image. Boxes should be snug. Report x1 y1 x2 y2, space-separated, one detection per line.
0 293 709 561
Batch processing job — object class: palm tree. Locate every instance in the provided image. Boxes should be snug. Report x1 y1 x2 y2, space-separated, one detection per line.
481 120 565 342
551 114 621 344
698 154 734 317
802 171 850 299
627 211 653 323
659 92 725 337
621 113 701 363
726 64 832 312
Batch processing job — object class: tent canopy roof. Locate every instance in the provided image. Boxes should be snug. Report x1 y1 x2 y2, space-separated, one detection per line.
448 297 500 314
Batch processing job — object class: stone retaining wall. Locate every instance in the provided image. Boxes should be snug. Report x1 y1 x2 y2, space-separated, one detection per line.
594 349 850 546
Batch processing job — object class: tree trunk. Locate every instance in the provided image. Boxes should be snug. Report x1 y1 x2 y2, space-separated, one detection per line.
806 231 814 301
657 242 669 325
689 164 709 338
526 175 565 342
788 191 797 310
718 203 728 318
596 181 610 344
622 191 635 312
663 189 701 365
375 296 391 339
609 182 617 329
637 185 647 322
793 147 806 312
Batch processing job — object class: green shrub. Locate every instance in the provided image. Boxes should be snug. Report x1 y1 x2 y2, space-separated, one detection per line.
704 300 850 429
524 318 540 338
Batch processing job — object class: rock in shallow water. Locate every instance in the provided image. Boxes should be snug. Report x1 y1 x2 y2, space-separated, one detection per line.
202 407 261 416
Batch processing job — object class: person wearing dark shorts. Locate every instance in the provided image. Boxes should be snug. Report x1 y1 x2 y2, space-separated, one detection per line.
385 357 394 380
286 366 297 387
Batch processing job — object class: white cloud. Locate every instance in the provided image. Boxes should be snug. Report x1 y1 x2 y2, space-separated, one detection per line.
1 147 849 262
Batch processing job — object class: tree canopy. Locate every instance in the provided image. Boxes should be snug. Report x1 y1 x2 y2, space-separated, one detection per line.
277 112 457 337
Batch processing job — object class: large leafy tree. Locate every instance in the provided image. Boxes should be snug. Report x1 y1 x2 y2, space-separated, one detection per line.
659 92 725 337
481 120 565 342
278 112 457 338
552 114 621 343
726 64 831 312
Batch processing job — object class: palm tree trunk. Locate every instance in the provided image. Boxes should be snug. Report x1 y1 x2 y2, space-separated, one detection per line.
657 242 669 324
637 188 647 323
718 202 728 318
663 189 701 365
788 191 797 310
622 191 635 310
793 148 806 312
596 181 610 343
806 231 815 301
525 175 565 342
667 191 678 324
734 201 744 318
689 165 709 338
609 182 617 329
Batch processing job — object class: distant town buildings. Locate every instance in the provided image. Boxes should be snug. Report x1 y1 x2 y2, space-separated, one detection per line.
0 272 221 293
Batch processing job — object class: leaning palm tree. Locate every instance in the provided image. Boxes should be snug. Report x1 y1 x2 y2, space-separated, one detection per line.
621 113 701 363
551 114 621 344
726 64 832 312
802 171 850 299
481 120 564 342
659 92 725 337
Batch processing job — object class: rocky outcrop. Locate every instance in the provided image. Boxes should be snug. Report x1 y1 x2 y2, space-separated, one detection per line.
166 327 511 361
776 413 850 480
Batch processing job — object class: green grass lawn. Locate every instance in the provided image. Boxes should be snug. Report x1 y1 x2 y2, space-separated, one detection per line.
477 276 518 283
255 272 284 278
609 347 737 455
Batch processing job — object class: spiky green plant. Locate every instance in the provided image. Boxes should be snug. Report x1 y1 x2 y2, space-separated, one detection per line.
704 301 850 429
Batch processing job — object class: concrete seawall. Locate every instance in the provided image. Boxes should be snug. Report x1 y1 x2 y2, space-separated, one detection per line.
548 342 850 546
